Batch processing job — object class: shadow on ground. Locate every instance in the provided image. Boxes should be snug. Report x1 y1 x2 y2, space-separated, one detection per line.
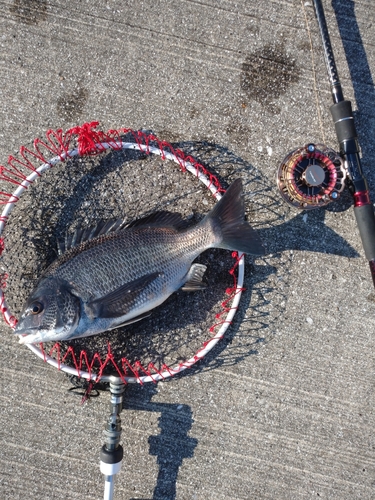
124 384 197 500
3 136 358 380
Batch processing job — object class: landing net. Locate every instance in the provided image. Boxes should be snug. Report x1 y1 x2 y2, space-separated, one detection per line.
0 122 250 384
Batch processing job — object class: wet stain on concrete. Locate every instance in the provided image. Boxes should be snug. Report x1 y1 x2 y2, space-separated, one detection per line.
9 0 48 25
241 44 299 112
225 121 251 144
56 84 89 122
189 106 200 119
246 22 260 37
298 40 312 52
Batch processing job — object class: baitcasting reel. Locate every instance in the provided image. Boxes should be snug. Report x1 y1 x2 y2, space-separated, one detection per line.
277 143 347 209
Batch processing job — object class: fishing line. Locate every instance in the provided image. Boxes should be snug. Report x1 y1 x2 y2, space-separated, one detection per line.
301 0 326 145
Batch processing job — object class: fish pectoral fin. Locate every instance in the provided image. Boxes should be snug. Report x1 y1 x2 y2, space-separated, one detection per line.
181 264 207 291
87 272 162 319
107 311 152 330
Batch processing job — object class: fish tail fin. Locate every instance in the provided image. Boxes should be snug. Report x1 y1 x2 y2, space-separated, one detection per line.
205 179 265 255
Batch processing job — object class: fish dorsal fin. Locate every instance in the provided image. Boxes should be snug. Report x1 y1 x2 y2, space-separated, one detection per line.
57 218 127 255
56 211 188 255
126 211 188 230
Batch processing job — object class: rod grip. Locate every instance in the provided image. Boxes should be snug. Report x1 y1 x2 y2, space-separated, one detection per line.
354 204 375 262
369 260 375 288
330 101 357 144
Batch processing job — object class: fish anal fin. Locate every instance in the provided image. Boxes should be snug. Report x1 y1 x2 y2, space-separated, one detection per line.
181 263 207 291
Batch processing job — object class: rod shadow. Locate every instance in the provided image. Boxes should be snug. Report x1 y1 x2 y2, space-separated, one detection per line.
331 0 375 195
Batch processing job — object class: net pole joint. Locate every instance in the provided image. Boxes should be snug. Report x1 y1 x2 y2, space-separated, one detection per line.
100 381 126 500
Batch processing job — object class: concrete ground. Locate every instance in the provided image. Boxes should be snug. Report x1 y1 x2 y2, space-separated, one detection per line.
1 0 375 499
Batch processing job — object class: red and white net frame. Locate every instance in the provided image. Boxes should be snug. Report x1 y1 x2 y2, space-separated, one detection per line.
0 121 246 385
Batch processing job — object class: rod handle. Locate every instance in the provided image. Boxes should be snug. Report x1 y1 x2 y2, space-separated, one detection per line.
353 204 375 262
330 101 357 145
369 260 375 288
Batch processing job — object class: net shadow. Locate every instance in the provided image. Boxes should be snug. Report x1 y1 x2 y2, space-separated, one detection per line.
1 135 357 381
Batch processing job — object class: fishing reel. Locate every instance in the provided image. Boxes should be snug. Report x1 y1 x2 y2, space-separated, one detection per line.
277 143 347 209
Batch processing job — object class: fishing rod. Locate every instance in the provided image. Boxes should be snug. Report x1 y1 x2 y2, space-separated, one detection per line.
277 0 375 288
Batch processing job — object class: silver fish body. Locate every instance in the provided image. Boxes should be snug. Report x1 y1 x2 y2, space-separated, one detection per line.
15 179 264 344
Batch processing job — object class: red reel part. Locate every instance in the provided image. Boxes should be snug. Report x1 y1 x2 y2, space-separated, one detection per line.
277 143 347 209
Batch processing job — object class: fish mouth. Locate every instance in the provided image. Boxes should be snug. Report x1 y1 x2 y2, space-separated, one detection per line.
15 323 71 344
14 325 42 344
17 332 41 345
14 318 44 344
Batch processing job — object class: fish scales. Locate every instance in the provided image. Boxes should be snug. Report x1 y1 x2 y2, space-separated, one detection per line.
50 225 214 299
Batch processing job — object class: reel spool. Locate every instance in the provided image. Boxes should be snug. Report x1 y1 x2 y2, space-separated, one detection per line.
277 143 347 209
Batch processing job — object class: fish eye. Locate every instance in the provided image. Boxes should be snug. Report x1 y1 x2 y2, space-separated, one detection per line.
30 301 44 315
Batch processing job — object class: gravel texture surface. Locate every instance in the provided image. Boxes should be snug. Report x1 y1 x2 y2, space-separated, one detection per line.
0 1 375 499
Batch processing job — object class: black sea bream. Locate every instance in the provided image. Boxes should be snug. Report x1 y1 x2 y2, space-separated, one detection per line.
15 179 264 344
